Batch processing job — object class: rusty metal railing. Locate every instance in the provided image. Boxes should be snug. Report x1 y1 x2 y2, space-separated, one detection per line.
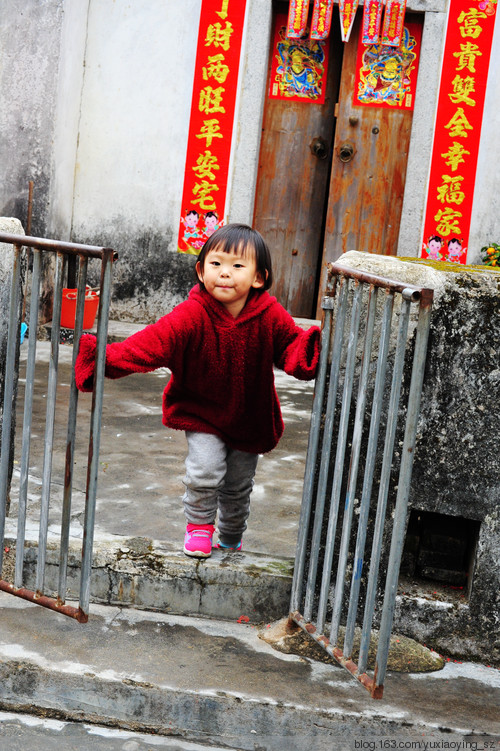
0 233 115 622
290 262 433 699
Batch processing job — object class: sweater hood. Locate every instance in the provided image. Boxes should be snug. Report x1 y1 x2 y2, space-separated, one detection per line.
188 284 276 325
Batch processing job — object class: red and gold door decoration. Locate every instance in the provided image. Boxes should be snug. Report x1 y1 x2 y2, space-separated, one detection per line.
381 0 407 46
421 0 497 264
339 0 360 41
362 0 384 44
178 0 246 254
269 13 330 103
310 0 335 39
354 21 422 110
287 0 309 38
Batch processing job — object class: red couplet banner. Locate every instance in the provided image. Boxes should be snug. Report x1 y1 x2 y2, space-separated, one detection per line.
310 0 335 39
362 0 384 44
286 0 310 38
339 0 360 41
421 0 497 264
178 0 247 254
381 0 407 46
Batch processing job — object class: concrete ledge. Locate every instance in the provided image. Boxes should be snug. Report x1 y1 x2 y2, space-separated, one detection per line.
3 535 294 623
1 595 499 748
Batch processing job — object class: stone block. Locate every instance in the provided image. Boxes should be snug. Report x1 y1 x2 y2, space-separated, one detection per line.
332 251 500 664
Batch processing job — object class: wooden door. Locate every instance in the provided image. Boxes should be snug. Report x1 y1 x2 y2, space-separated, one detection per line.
317 12 421 316
253 4 343 318
254 6 422 319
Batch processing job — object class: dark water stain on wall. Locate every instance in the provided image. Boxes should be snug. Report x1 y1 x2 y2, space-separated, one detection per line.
73 223 198 321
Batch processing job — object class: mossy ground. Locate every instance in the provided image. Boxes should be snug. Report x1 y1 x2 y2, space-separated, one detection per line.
402 257 500 276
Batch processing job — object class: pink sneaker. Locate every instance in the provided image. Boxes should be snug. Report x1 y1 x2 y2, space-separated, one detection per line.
183 524 215 558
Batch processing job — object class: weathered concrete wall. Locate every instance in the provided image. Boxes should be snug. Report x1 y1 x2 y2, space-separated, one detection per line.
333 251 500 664
0 218 25 513
0 0 204 322
45 0 89 241
69 0 202 322
0 0 65 236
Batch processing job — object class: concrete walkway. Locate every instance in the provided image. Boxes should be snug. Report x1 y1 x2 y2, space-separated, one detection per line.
1 593 499 750
1 709 229 751
10 319 316 559
3 319 315 622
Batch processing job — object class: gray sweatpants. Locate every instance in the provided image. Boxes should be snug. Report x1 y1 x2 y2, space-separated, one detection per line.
182 431 259 542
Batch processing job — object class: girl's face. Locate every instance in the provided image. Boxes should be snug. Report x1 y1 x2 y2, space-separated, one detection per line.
196 243 265 318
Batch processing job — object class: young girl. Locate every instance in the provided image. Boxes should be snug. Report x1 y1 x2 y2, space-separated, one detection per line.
75 224 320 558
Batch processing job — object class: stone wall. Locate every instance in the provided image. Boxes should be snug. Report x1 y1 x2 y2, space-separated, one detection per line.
333 251 500 664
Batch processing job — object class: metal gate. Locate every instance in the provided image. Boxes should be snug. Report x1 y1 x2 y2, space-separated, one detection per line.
290 262 433 699
0 232 115 623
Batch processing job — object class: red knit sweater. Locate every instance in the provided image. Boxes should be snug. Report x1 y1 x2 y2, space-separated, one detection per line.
75 285 320 454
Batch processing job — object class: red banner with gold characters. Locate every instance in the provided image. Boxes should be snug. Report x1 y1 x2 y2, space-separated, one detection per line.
269 12 330 103
421 0 497 264
353 22 422 110
287 0 309 38
362 0 384 44
311 0 335 39
339 0 360 41
381 0 407 46
178 0 246 255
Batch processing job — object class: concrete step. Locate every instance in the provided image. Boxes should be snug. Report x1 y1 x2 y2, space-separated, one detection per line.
2 533 293 623
1 593 499 750
0 710 236 751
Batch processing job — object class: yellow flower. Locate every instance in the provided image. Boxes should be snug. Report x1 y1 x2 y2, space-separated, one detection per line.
487 247 496 255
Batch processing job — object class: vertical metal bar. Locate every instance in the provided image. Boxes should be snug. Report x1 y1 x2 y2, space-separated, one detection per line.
79 249 114 616
343 291 395 659
330 285 378 645
317 281 363 631
290 297 333 612
14 248 42 588
0 243 23 576
357 298 412 674
58 256 88 602
35 252 65 594
303 279 349 620
374 300 432 690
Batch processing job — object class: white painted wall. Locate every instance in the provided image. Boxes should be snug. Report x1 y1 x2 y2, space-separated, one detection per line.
71 0 202 242
47 0 89 240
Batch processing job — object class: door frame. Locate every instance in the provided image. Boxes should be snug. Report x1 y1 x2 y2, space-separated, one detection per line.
252 1 344 318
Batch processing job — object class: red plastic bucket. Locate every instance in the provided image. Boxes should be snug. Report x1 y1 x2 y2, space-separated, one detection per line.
61 288 99 330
